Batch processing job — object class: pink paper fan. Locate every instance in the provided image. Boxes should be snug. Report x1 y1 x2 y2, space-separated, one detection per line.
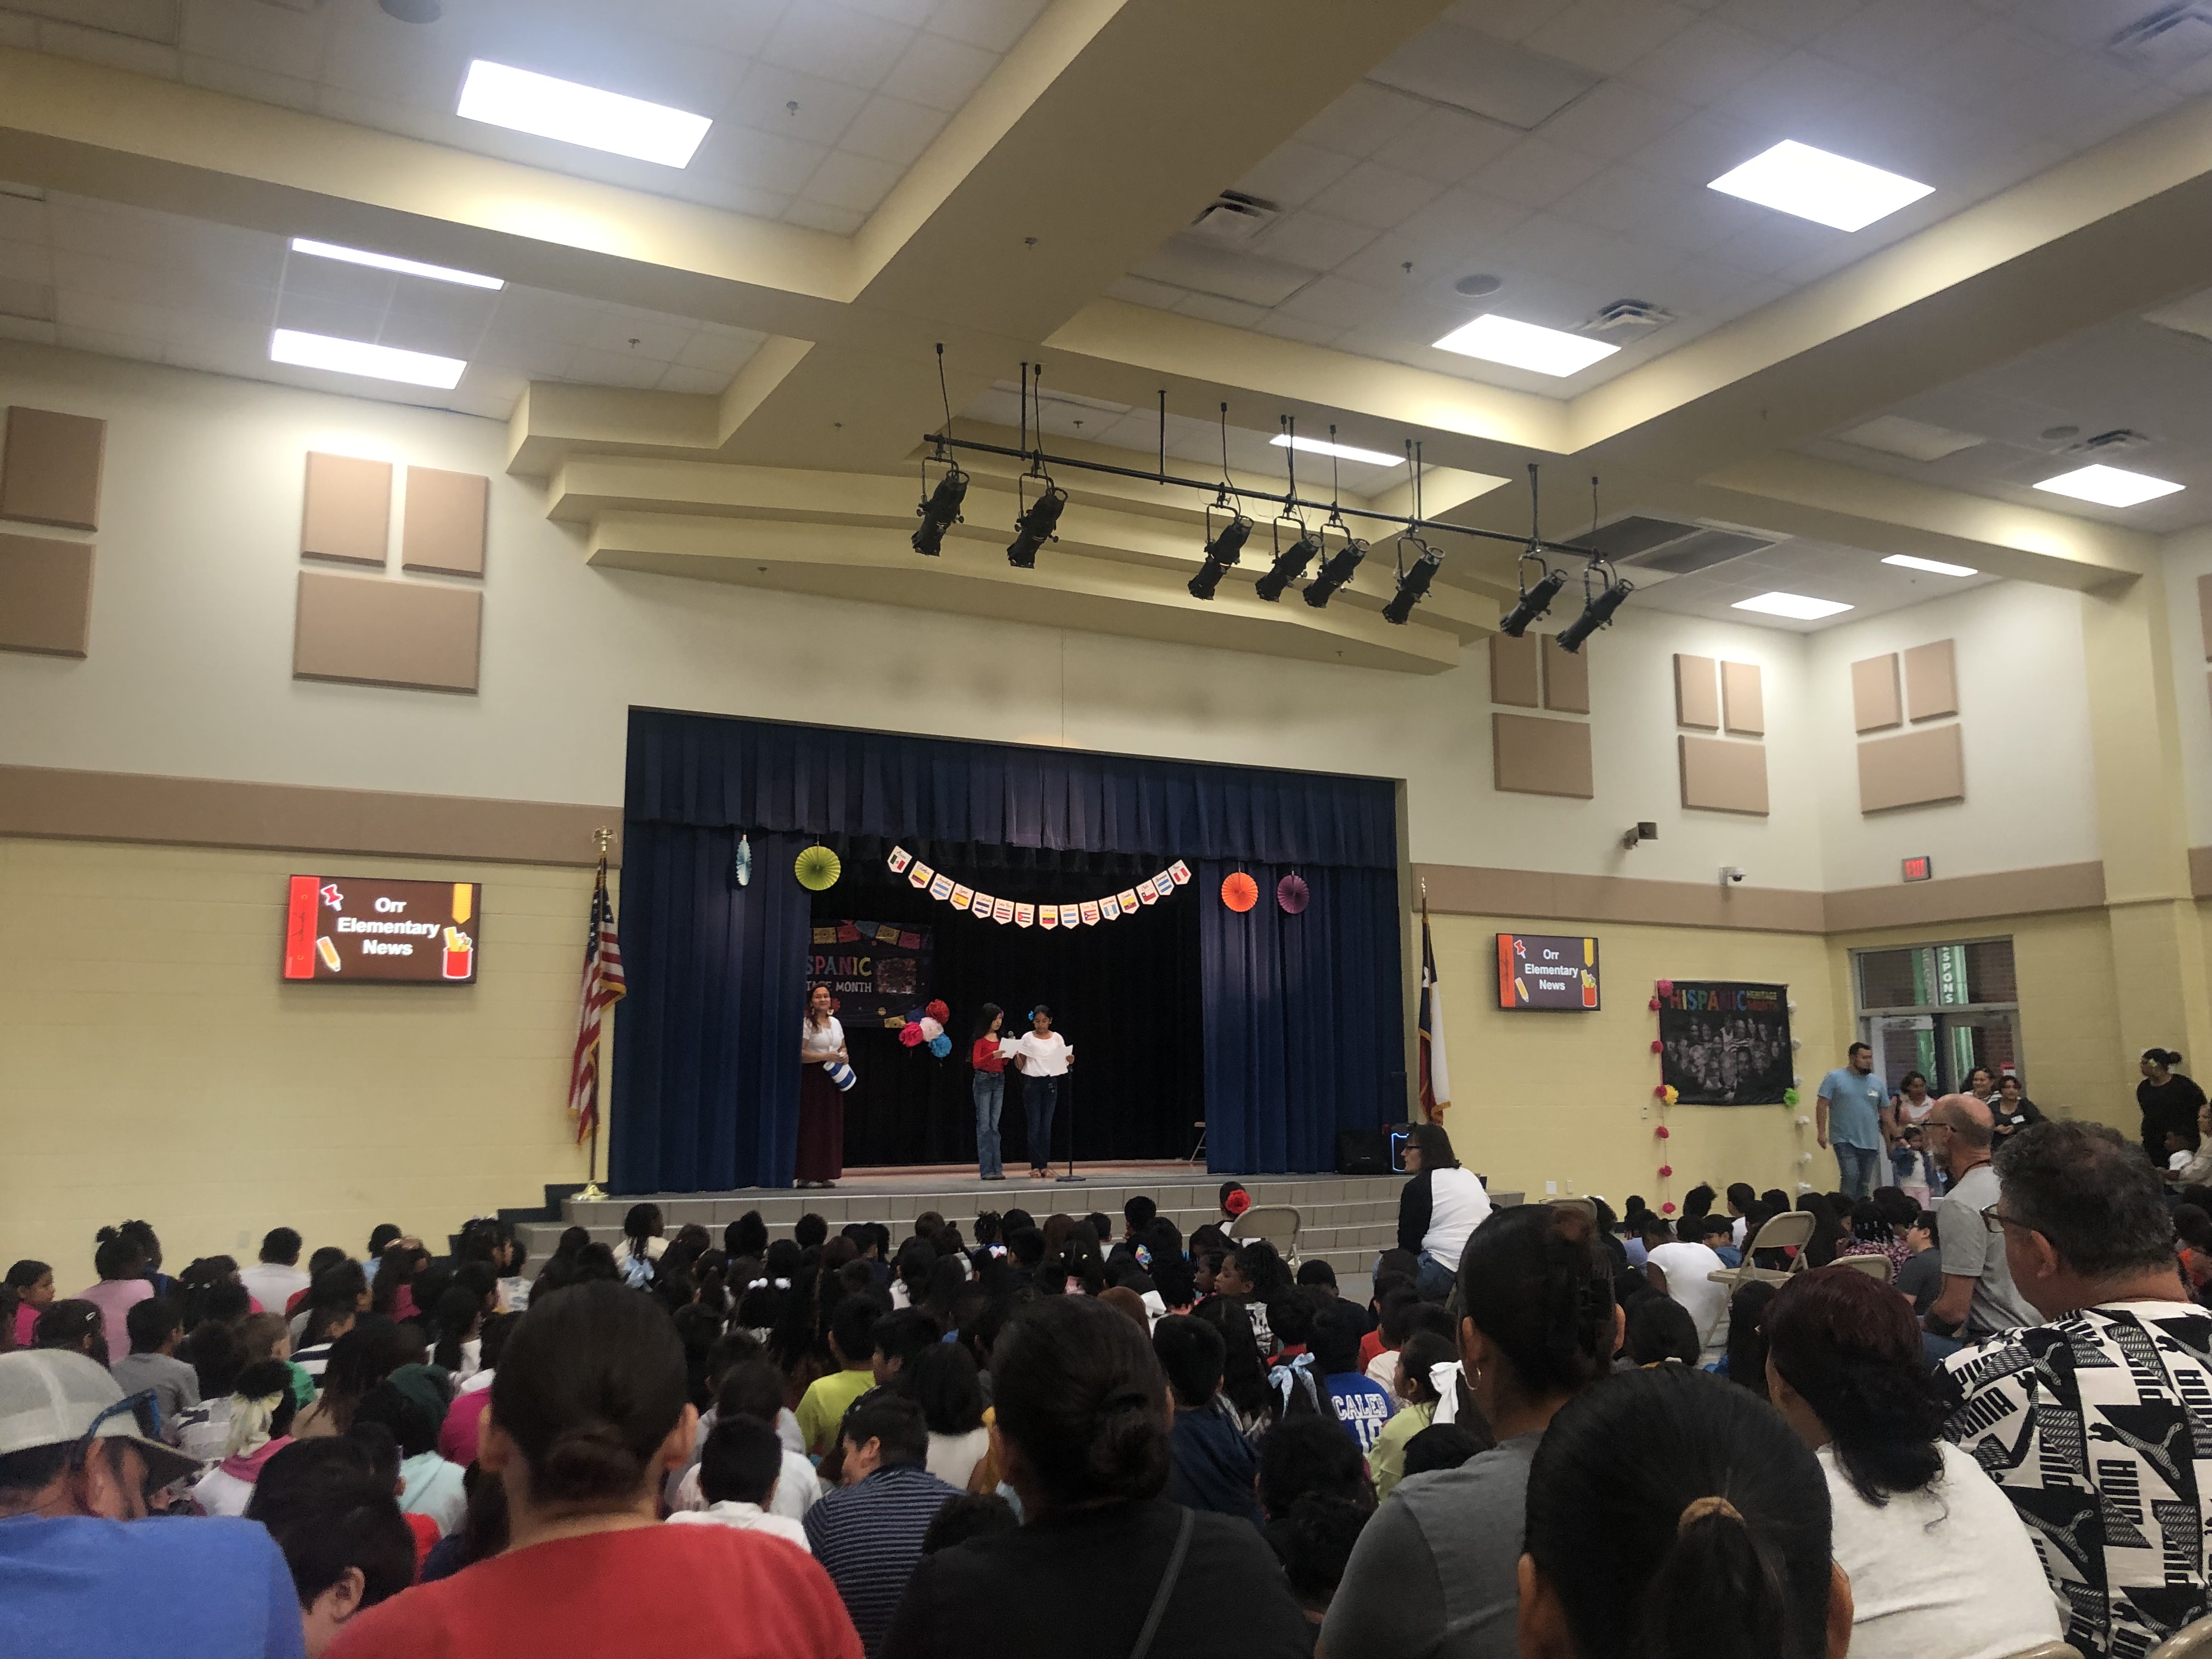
1276 873 1310 914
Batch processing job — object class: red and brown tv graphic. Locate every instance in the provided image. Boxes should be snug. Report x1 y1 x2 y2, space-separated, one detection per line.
283 875 481 983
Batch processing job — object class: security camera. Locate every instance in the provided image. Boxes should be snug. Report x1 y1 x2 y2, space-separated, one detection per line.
1719 866 1746 886
1620 821 1659 851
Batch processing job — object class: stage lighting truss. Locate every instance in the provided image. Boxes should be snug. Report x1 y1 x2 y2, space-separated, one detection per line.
1187 498 1254 602
1301 520 1368 608
1252 514 1323 603
911 453 968 557
1380 532 1443 625
1556 557 1633 652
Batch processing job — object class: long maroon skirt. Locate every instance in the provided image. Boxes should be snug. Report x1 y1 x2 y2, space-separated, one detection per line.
795 1062 845 1183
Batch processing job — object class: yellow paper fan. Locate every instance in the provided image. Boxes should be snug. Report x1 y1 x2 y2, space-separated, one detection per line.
794 845 842 891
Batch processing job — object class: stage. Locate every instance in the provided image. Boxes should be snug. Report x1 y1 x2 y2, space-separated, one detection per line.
514 1164 1505 1279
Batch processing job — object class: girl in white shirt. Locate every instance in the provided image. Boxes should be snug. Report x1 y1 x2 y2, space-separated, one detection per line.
795 984 850 1188
1007 1005 1073 1179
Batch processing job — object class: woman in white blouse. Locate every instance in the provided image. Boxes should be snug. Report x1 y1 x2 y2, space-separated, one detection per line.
796 984 849 1188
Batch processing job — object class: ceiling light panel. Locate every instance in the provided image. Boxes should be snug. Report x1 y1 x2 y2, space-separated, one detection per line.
269 329 467 389
2032 464 2185 507
1881 554 1978 577
1707 140 1933 232
1271 433 1403 468
1431 314 1620 378
456 60 712 168
1731 591 1854 620
290 238 504 290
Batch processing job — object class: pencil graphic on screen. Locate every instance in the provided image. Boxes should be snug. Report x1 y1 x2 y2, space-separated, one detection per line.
315 937 341 972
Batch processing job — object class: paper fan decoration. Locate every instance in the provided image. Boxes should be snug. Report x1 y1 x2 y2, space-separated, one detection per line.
1276 873 1310 914
1221 872 1259 912
794 845 842 891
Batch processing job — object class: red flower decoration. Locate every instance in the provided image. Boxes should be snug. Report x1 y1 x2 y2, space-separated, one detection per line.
1655 979 1674 996
1650 1039 1662 1053
1654 1125 1671 1139
1658 1165 1673 1178
925 999 949 1024
1653 1085 1668 1099
1660 1202 1677 1215
1648 996 1660 1011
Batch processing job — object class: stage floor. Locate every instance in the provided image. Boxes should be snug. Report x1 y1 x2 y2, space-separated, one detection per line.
521 1165 1453 1277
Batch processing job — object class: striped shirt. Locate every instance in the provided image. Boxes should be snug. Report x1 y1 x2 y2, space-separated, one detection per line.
802 1463 961 1656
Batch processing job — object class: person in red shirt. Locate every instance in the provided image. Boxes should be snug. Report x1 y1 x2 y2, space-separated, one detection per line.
970 1003 1007 1182
325 1282 861 1659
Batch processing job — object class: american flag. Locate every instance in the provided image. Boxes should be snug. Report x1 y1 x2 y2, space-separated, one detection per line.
568 854 625 1146
1418 894 1451 1123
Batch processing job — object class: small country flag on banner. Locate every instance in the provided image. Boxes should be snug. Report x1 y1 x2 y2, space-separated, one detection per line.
1118 888 1141 911
992 898 1014 924
1014 903 1035 928
928 873 954 902
1169 861 1190 885
1039 904 1059 929
1080 900 1101 926
972 891 994 917
951 885 973 911
909 861 934 890
900 930 924 950
1153 872 1176 899
837 922 861 942
1137 879 1159 906
812 925 837 945
1101 895 1121 920
888 847 914 873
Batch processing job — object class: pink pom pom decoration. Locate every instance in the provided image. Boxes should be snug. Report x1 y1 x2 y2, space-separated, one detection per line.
1653 1085 1668 1099
1655 979 1674 996
1654 1125 1671 1139
1660 1202 1676 1215
1648 996 1661 1011
899 1023 926 1047
1650 1039 1662 1053
1658 1165 1673 1178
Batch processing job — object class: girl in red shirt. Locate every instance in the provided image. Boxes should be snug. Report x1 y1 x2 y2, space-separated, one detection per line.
971 1003 1007 1182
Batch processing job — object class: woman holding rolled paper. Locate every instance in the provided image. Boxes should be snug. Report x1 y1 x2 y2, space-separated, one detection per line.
797 984 849 1188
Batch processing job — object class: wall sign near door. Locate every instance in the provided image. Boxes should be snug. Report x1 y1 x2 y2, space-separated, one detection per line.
283 874 480 982
1497 933 1600 1009
1902 855 1932 882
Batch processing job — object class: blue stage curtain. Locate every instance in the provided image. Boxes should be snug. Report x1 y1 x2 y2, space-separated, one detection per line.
1199 862 1406 1173
616 710 1403 1192
627 709 1396 868
610 826 811 1193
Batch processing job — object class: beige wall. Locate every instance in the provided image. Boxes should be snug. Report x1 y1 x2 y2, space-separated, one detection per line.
1429 913 1833 1209
0 836 595 1277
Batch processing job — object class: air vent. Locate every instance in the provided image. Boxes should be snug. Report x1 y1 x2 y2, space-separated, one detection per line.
1579 299 1674 340
1186 190 1280 247
2111 3 2212 61
2067 428 2154 456
1582 514 1780 575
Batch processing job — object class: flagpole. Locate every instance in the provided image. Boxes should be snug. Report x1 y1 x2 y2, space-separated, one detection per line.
577 827 612 1201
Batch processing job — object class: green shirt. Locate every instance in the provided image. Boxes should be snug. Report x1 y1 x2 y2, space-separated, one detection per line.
1366 1399 1435 1503
796 1367 876 1458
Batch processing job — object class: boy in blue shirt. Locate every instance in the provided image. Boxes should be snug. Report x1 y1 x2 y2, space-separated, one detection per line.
1314 1307 1393 1455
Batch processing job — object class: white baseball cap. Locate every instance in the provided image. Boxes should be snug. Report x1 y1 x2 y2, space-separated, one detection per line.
0 1350 200 1488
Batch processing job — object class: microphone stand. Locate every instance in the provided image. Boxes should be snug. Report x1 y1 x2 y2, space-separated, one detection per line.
1055 1070 1085 1184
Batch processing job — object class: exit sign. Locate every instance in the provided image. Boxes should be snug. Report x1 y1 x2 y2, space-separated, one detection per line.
1901 856 1932 883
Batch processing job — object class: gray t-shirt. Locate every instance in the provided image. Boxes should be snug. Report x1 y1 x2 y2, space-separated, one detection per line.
109 1350 201 1441
1321 1431 1539 1659
1937 1164 2038 1338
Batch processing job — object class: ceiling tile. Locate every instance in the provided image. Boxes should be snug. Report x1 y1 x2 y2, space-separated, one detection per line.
836 94 951 166
36 20 177 77
924 0 1047 53
1442 0 1580 41
1251 311 1347 348
1618 17 1791 104
1276 274 1397 330
179 52 315 111
1293 82 1430 159
729 62 871 145
1805 0 1987 77
1708 0 1870 47
784 199 867 234
1534 76 1699 162
1306 161 1446 232
177 0 323 80
878 29 997 110
760 3 914 90
798 149 905 213
0 236 52 286
1249 209 1381 274
1175 292 1268 329
1472 136 1606 208
1526 0 1701 75
565 345 674 389
656 362 734 394
677 326 768 373
1368 106 1520 186
691 122 831 195
1233 141 1361 211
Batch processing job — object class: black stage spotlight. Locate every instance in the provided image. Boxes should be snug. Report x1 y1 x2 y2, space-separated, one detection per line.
1188 556 1229 601
1381 541 1443 625
1253 528 1322 602
1187 506 1252 602
911 464 968 556
1301 535 1367 608
1556 573 1632 652
1006 484 1067 569
1498 563 1567 636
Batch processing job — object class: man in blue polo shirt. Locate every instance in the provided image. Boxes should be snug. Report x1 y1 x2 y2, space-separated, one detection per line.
1818 1041 1888 1199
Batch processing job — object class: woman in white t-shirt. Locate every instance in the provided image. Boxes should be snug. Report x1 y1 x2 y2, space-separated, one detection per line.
1007 1005 1073 1179
1766 1265 2060 1659
795 984 849 1188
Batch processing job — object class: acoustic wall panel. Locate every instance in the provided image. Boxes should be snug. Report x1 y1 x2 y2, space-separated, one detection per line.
1858 724 1965 812
1674 654 1719 729
2199 574 2212 662
1488 633 1540 708
1679 736 1769 815
0 532 93 656
1493 712 1593 799
400 466 488 577
1542 635 1589 713
302 452 392 567
1851 653 1901 732
294 571 481 692
1 407 106 530
1903 639 1957 722
1720 660 1764 735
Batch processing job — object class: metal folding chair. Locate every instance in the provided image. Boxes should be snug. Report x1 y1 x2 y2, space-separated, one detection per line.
1707 1209 1816 1291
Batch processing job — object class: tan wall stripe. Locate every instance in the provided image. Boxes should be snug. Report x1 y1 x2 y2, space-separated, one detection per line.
0 765 619 867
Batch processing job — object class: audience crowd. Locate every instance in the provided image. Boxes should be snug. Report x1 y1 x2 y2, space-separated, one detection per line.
4 1100 2210 1658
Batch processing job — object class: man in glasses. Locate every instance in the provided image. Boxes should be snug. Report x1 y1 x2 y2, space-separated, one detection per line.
0 1348 307 1657
1938 1120 2211 1659
1920 1093 2036 1342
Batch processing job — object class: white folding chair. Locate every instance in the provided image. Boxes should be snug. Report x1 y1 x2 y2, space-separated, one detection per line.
1708 1209 1816 1291
1229 1204 1302 1268
1832 1251 1894 1284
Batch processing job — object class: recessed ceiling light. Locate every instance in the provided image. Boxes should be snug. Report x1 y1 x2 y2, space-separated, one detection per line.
1707 140 1933 232
456 60 712 168
1732 591 1854 620
2033 464 2184 507
1882 554 1978 577
270 329 467 389
1270 433 1403 468
1431 314 1620 377
290 238 504 290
